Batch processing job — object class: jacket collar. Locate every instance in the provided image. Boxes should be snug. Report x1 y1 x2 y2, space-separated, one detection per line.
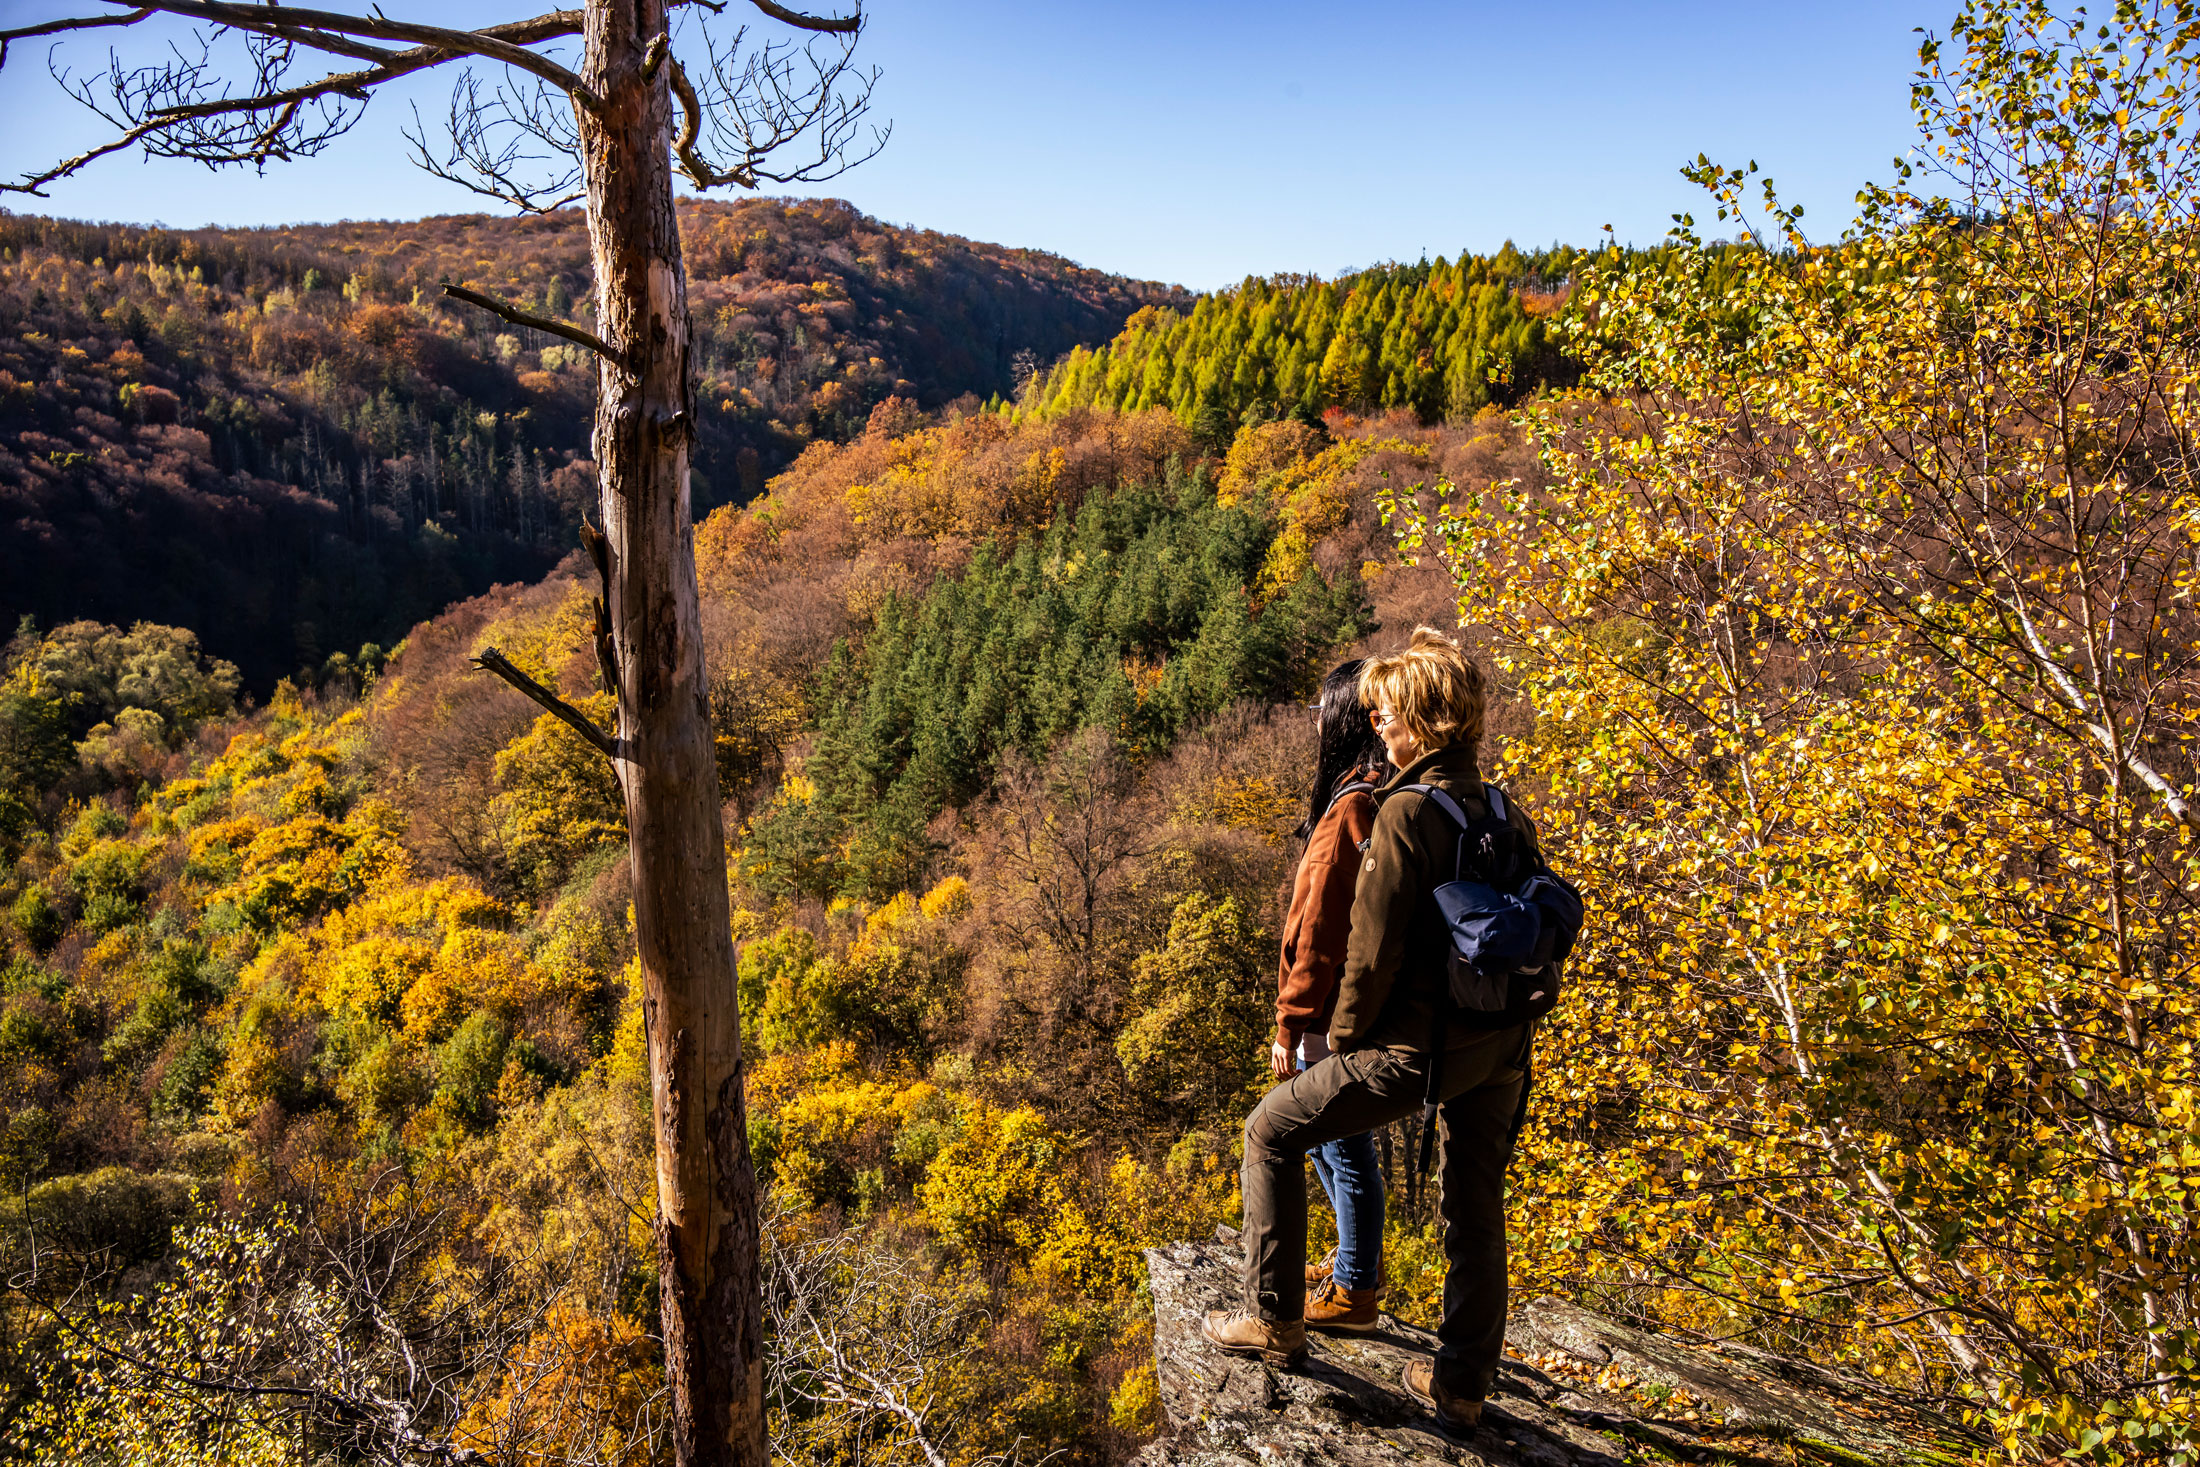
1376 741 1480 796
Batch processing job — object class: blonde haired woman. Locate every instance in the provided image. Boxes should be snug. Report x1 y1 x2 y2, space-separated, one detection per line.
1200 627 1540 1437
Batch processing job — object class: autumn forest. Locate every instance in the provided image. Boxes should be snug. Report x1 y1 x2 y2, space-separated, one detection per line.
1 1 2197 1465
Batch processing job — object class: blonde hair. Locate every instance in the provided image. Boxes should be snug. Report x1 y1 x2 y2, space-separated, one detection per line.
1358 626 1484 755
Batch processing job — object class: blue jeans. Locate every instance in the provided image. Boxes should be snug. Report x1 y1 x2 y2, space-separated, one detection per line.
1309 1129 1383 1291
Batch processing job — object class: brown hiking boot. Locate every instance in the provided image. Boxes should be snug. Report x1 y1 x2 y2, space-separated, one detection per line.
1305 1277 1382 1333
1197 1309 1307 1367
1305 1248 1389 1299
1403 1359 1483 1434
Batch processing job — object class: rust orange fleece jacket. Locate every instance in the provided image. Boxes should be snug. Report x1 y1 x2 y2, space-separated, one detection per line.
1274 765 1384 1050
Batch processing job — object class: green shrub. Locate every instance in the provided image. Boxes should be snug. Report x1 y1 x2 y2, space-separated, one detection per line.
102 986 186 1068
342 1036 427 1128
0 789 34 859
61 803 126 852
0 984 78 1065
151 1028 224 1120
435 1012 508 1124
0 670 73 798
11 885 64 952
0 1106 54 1189
143 936 224 1006
80 889 138 933
69 838 149 931
24 1166 197 1260
0 955 65 1003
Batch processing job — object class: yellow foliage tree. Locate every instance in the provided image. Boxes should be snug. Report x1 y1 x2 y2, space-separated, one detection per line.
490 694 625 899
1392 3 2200 1455
1115 893 1269 1125
916 1101 1073 1258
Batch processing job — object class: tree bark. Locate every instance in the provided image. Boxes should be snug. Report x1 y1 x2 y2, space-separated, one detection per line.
578 2 762 1463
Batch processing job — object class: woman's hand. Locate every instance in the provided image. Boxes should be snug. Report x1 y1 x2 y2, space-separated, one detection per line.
1271 1038 1294 1079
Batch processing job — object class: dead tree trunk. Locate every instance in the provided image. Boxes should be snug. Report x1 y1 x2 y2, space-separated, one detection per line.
6 3 879 1462
578 2 760 1462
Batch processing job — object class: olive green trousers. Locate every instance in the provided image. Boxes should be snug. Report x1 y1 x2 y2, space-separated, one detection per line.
1238 1023 1530 1400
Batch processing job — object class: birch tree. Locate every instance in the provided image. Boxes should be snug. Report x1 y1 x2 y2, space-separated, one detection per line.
1390 2 2200 1456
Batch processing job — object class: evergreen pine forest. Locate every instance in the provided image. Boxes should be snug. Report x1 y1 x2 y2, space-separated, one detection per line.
0 1 2196 1462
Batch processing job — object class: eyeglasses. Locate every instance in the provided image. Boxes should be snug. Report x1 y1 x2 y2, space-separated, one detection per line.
1369 709 1399 729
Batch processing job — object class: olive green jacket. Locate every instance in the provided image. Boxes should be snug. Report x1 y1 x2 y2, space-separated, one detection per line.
1332 742 1541 1054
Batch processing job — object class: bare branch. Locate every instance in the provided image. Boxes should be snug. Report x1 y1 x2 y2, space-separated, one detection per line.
2 5 596 193
667 55 744 187
5 3 881 200
6 29 367 191
744 0 862 35
66 1 599 108
406 73 583 214
763 1217 1007 1467
2001 586 2200 827
87 39 367 165
672 20 886 192
470 646 619 763
0 7 151 70
2 120 171 198
441 282 620 365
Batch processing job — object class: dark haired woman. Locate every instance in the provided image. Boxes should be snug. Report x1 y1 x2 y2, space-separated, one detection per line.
1270 658 1389 1332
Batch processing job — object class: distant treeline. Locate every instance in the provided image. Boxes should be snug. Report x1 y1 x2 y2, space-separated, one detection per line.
0 199 1187 691
1022 241 1759 434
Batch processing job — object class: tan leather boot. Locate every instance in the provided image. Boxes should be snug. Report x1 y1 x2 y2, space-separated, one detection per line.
1403 1359 1483 1434
1305 1248 1390 1300
1197 1309 1307 1367
1304 1277 1383 1333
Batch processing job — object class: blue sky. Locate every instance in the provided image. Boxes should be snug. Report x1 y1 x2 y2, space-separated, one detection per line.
1 0 1952 289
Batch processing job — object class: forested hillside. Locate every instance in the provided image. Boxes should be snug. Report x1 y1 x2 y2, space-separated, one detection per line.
4 3 2199 1465
0 393 1495 1462
0 199 1186 690
1019 240 1778 446
1021 246 1586 435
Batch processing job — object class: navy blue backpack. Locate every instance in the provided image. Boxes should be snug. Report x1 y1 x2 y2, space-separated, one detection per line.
1398 782 1584 1028
1398 781 1585 1174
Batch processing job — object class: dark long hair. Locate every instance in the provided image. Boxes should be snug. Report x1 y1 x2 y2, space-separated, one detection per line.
1299 659 1389 839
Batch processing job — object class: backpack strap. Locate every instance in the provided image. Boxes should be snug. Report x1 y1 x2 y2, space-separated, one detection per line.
1326 779 1379 851
1395 781 1504 831
1396 783 1474 1171
1394 780 1515 1175
1395 781 1504 885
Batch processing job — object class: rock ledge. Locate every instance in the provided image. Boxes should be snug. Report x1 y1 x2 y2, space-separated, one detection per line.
1139 1239 1975 1466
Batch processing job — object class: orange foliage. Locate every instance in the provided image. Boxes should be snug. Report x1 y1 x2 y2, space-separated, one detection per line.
455 1301 659 1466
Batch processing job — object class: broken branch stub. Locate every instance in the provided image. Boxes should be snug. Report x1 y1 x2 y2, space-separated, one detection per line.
471 646 618 763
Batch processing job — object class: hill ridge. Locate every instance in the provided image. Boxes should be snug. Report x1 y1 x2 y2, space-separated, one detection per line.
0 197 1189 688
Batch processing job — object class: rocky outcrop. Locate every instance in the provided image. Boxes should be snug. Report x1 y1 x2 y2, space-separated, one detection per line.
1140 1238 1976 1466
